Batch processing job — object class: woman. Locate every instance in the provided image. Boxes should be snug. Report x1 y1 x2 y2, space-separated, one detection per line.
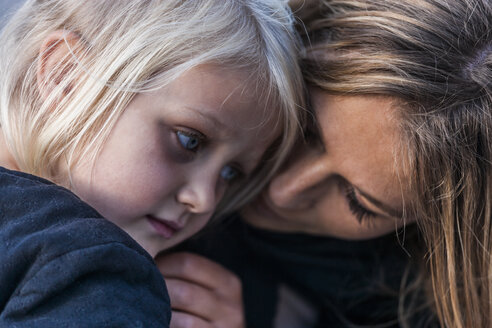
157 0 492 327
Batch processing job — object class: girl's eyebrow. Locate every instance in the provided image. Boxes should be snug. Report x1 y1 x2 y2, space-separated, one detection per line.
184 106 227 130
355 186 404 219
183 106 236 140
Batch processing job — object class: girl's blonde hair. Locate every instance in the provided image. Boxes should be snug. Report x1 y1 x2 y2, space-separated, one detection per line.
300 0 491 327
0 0 305 215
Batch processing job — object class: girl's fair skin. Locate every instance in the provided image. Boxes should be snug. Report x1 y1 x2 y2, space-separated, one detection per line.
0 0 306 327
0 33 280 258
68 66 279 257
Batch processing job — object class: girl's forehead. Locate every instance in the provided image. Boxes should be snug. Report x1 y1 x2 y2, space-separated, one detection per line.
139 65 281 142
156 65 276 125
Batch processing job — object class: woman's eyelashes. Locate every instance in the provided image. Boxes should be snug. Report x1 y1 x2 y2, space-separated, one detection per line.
345 185 377 224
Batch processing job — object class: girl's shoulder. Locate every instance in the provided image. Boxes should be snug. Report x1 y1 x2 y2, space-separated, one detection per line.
0 166 119 249
0 166 171 327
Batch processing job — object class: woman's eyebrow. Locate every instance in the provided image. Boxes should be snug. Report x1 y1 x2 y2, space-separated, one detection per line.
355 186 404 219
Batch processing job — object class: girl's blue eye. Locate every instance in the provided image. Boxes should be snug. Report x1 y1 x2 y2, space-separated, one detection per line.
220 165 239 181
176 131 201 151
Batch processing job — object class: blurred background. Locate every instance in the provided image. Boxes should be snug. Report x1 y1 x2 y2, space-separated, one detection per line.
0 0 23 26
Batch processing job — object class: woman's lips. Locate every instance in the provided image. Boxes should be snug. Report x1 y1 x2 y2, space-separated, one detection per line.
146 215 183 238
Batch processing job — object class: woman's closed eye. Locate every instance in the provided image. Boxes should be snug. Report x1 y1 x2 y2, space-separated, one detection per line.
345 185 377 224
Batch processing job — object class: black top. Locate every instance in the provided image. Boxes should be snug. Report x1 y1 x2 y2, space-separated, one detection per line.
180 215 438 328
0 167 171 327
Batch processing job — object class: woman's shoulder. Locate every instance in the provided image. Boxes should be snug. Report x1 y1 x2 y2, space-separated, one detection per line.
0 166 171 327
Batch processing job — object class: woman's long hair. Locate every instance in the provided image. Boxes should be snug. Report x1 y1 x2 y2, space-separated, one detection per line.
299 0 492 326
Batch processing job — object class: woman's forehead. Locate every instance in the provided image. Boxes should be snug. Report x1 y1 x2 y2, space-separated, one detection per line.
311 90 413 212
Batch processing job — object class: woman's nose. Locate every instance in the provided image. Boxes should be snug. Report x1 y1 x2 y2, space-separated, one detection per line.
268 144 331 209
176 176 218 215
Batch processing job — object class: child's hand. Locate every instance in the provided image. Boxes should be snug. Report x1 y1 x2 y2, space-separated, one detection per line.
156 252 245 328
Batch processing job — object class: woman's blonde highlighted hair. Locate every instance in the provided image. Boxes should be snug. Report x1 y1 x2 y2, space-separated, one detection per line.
300 0 491 327
0 0 306 215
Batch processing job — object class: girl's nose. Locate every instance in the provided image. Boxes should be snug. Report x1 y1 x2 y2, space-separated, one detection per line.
268 144 332 209
176 175 218 215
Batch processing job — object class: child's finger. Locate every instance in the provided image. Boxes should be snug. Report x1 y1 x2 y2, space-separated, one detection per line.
170 311 210 328
166 277 244 327
156 252 242 299
158 253 245 327
165 278 218 321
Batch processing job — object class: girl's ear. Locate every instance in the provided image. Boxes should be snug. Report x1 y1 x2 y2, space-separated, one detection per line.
36 30 81 99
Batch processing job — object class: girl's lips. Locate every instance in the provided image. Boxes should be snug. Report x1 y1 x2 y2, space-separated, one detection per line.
146 215 183 239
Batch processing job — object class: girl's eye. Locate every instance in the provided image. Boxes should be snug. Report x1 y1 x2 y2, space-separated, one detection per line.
345 185 377 224
176 130 202 151
220 165 240 182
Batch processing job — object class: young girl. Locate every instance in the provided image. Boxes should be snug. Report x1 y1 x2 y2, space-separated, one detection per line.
0 0 305 326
